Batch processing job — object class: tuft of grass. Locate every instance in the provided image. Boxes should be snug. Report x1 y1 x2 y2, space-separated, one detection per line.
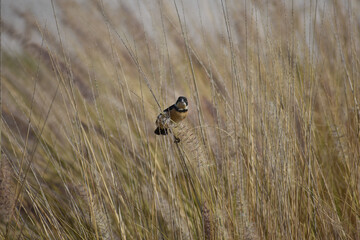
0 157 15 224
1 0 360 239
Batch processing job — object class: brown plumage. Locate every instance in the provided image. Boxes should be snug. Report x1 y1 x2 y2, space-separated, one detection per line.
154 96 188 138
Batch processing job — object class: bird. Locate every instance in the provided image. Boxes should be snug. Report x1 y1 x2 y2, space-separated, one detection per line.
154 96 188 142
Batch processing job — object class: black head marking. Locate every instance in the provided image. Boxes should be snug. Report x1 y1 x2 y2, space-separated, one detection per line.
176 96 188 106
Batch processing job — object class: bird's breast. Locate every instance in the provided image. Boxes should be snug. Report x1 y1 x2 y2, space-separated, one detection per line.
170 109 188 123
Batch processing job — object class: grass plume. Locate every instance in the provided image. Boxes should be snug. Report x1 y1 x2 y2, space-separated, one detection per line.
0 156 15 224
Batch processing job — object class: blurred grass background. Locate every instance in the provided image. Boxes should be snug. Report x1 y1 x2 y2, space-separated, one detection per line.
1 0 360 239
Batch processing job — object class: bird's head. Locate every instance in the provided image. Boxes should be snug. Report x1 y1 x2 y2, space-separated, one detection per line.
176 96 188 110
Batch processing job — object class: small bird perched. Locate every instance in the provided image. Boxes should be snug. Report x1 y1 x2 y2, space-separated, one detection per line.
154 96 188 142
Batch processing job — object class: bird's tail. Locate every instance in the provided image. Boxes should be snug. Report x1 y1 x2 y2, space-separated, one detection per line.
154 127 168 135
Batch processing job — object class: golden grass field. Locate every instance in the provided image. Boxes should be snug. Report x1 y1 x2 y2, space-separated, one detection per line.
1 0 360 239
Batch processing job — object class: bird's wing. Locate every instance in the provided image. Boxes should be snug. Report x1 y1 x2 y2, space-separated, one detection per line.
155 105 174 124
163 104 175 113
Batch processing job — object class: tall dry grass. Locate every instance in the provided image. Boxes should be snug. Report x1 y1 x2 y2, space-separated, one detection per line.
1 0 360 239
